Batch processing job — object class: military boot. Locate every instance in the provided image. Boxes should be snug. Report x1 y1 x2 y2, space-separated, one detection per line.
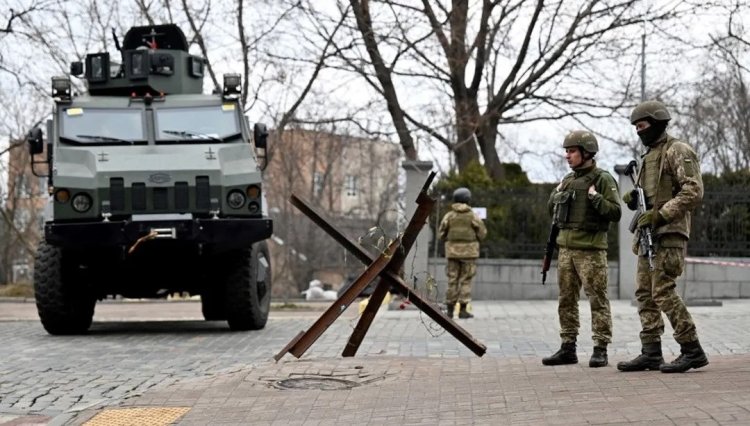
458 303 474 319
542 343 578 366
660 340 708 373
445 303 454 319
616 342 664 371
589 346 608 368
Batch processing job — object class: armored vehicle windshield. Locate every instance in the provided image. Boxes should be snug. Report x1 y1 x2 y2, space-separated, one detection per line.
60 107 145 145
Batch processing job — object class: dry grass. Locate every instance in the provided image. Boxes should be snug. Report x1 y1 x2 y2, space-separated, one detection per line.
0 283 35 298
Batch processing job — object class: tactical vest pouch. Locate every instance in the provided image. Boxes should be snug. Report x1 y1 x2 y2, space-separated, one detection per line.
551 190 573 224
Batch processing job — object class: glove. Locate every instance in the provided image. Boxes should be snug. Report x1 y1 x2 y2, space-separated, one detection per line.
622 189 638 211
637 210 667 229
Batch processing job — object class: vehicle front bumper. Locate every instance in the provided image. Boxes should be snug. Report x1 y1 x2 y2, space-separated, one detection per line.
44 216 273 249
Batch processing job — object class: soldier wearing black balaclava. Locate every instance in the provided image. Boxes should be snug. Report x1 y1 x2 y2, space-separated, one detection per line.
618 100 708 374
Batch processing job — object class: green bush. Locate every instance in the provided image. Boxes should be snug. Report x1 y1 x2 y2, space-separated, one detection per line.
0 282 35 298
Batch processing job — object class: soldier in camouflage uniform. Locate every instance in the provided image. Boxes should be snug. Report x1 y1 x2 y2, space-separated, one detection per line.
439 187 487 319
617 100 709 374
542 131 621 368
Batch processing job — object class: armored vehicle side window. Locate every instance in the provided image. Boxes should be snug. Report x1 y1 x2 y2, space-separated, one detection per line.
61 108 145 145
155 106 240 143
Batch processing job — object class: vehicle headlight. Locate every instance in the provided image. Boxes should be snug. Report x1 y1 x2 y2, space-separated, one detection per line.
54 189 71 203
246 185 261 199
227 190 246 209
71 193 92 212
247 201 260 214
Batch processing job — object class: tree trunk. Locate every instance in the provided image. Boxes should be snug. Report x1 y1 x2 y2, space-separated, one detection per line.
454 97 480 171
479 115 504 180
350 0 418 161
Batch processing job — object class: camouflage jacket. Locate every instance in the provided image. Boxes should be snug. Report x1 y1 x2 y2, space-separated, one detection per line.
638 133 703 242
438 203 487 259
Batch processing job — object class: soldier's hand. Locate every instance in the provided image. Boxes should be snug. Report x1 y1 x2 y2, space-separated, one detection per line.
637 210 667 229
622 189 638 211
588 185 602 204
636 211 652 228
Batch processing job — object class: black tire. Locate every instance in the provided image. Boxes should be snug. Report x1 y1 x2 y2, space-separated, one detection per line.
33 242 96 335
224 241 272 331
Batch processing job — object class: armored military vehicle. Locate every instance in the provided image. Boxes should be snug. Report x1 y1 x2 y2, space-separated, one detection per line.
26 24 273 334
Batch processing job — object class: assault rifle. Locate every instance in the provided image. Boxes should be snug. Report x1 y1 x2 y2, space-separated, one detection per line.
624 160 656 271
541 205 560 285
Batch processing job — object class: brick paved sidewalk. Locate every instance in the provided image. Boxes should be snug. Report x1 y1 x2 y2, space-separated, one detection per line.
4 299 750 425
69 354 750 425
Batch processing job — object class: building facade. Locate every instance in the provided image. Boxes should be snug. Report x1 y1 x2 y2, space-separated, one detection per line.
263 128 403 296
2 140 48 284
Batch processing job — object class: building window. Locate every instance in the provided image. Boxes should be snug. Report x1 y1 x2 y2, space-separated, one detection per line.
313 172 323 196
344 175 358 197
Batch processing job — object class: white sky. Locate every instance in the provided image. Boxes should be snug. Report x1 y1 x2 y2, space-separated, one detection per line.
1 1 748 190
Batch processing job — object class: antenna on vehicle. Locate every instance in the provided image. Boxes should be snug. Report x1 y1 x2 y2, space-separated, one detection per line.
111 27 121 52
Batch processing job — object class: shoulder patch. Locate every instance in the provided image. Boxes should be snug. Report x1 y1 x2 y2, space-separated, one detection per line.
683 158 696 177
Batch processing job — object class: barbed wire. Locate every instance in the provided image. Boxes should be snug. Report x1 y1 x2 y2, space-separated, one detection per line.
345 213 448 338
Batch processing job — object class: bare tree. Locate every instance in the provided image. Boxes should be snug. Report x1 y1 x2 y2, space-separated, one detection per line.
4 1 398 294
340 0 699 179
716 1 750 73
1 3 47 35
674 3 750 174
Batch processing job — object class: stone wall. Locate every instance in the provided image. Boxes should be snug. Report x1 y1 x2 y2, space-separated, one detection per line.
427 257 750 301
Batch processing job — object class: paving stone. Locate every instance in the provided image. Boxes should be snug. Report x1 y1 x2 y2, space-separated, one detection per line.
1 300 750 424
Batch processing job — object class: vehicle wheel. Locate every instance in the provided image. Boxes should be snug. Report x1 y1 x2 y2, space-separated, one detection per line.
224 241 272 331
33 242 96 335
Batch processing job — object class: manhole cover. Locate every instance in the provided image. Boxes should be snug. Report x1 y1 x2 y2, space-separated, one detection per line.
276 377 360 390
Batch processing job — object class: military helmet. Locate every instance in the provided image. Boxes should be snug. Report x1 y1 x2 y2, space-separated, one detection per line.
630 100 671 124
562 130 598 153
453 187 471 203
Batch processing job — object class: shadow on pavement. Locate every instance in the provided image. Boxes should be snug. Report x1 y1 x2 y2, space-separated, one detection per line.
86 320 236 334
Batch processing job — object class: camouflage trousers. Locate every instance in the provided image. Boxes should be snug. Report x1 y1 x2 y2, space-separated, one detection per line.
556 247 612 347
635 246 698 344
445 258 476 304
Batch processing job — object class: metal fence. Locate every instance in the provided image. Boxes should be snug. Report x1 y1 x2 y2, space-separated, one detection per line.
430 183 750 259
429 186 618 259
689 187 750 257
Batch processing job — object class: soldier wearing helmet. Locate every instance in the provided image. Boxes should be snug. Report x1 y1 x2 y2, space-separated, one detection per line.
618 100 708 374
542 130 621 368
438 187 487 319
629 100 672 146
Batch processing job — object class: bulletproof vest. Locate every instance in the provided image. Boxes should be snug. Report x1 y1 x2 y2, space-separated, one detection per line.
639 139 676 209
446 210 478 242
638 136 692 238
554 168 610 232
